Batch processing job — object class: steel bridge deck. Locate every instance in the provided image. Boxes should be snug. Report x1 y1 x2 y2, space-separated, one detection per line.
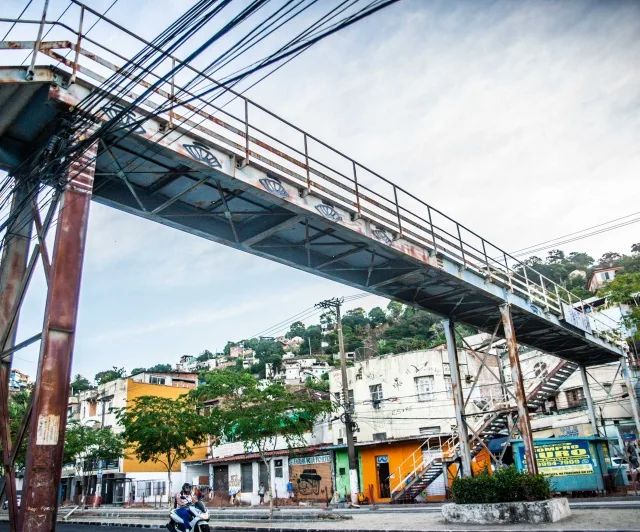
0 65 623 366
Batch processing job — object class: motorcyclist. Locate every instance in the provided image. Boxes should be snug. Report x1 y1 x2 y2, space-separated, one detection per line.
174 483 193 530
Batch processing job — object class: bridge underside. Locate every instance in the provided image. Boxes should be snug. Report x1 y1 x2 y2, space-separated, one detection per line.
0 66 622 367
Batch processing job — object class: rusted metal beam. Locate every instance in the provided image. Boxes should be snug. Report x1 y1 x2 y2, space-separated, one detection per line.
0 195 59 353
20 138 97 532
580 365 599 436
499 303 538 475
31 200 51 283
621 356 640 441
443 318 473 477
0 179 34 532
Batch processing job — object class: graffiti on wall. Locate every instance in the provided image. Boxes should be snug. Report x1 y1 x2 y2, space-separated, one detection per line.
289 455 332 500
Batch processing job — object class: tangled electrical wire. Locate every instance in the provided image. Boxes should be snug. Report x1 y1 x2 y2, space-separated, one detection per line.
0 0 400 257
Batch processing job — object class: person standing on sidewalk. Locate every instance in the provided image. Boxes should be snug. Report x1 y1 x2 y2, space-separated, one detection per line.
258 482 266 505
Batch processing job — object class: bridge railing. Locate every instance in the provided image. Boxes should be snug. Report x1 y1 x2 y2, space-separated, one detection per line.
0 3 623 346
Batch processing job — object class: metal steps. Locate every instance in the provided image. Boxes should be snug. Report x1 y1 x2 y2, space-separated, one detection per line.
391 458 443 503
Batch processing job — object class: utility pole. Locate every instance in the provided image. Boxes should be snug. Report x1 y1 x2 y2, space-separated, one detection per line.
316 297 359 505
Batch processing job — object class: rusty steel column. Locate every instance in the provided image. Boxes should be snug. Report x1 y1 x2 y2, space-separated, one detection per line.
580 365 599 437
0 178 34 532
499 303 538 475
443 318 473 477
20 139 97 531
621 356 640 440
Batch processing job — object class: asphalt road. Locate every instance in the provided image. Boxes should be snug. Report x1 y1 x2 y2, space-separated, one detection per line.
0 526 153 532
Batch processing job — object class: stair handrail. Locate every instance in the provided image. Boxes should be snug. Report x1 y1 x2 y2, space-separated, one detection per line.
387 436 445 497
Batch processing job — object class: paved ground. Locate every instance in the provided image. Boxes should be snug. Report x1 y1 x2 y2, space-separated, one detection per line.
0 508 632 531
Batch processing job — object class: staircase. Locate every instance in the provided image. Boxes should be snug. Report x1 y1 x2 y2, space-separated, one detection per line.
466 359 580 458
389 358 579 503
388 439 448 503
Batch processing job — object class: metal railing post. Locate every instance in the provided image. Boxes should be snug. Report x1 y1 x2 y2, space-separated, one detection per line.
427 206 437 254
27 0 50 80
457 225 466 267
503 252 513 291
393 185 403 238
540 275 549 311
70 5 84 85
244 99 250 165
169 57 175 129
352 160 361 216
304 133 310 194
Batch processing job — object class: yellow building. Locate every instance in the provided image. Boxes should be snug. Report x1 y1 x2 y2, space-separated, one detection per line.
62 371 206 505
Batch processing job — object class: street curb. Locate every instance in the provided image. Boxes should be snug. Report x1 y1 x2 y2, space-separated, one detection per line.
56 524 640 532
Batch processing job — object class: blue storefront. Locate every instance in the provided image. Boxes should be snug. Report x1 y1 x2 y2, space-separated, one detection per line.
512 436 620 493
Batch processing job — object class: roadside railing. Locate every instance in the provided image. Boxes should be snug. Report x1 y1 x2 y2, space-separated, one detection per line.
0 2 623 347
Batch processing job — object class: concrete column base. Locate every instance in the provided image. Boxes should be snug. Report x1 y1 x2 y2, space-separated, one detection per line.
442 497 570 524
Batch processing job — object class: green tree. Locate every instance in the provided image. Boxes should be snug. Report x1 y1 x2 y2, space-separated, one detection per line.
117 396 208 505
197 349 214 362
63 422 125 505
286 321 306 339
130 368 146 376
600 272 640 340
387 301 404 321
70 374 92 394
95 367 126 385
196 372 333 517
1 391 30 471
147 363 172 373
596 252 622 268
368 307 387 328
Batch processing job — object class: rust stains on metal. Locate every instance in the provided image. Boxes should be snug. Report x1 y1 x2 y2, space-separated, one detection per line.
499 303 538 475
20 137 97 532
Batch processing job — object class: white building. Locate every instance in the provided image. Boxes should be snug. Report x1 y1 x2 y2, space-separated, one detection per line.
328 345 501 444
587 266 622 293
266 357 331 385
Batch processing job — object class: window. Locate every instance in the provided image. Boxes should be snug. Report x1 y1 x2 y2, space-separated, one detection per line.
150 376 166 385
370 384 383 408
442 363 451 375
337 438 344 445
420 426 440 436
566 387 585 407
259 461 269 490
241 463 253 492
444 376 453 399
153 481 166 496
415 376 435 401
373 432 387 441
602 272 611 280
602 382 612 393
352 436 358 443
339 467 346 476
274 459 283 478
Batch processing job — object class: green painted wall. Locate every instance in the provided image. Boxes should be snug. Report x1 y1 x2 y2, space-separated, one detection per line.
334 450 364 500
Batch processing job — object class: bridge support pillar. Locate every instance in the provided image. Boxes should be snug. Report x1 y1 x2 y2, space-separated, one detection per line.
20 139 97 532
0 178 34 532
580 365 599 436
621 356 640 440
499 304 538 475
443 318 473 477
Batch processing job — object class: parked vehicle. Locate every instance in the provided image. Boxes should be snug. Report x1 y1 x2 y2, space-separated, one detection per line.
167 501 210 532
2 491 21 510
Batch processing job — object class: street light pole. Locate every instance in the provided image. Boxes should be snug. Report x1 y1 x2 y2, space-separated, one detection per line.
316 297 359 505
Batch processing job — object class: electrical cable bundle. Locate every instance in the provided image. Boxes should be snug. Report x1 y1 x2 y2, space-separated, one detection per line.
0 0 399 258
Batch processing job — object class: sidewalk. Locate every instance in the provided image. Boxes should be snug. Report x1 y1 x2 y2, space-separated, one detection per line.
3 508 638 531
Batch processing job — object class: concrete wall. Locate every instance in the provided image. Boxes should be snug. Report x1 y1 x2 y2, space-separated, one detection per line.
328 348 499 444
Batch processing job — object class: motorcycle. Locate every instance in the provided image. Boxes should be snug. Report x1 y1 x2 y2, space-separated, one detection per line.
166 501 210 532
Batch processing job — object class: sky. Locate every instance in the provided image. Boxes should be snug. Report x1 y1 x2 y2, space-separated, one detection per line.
1 0 639 381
